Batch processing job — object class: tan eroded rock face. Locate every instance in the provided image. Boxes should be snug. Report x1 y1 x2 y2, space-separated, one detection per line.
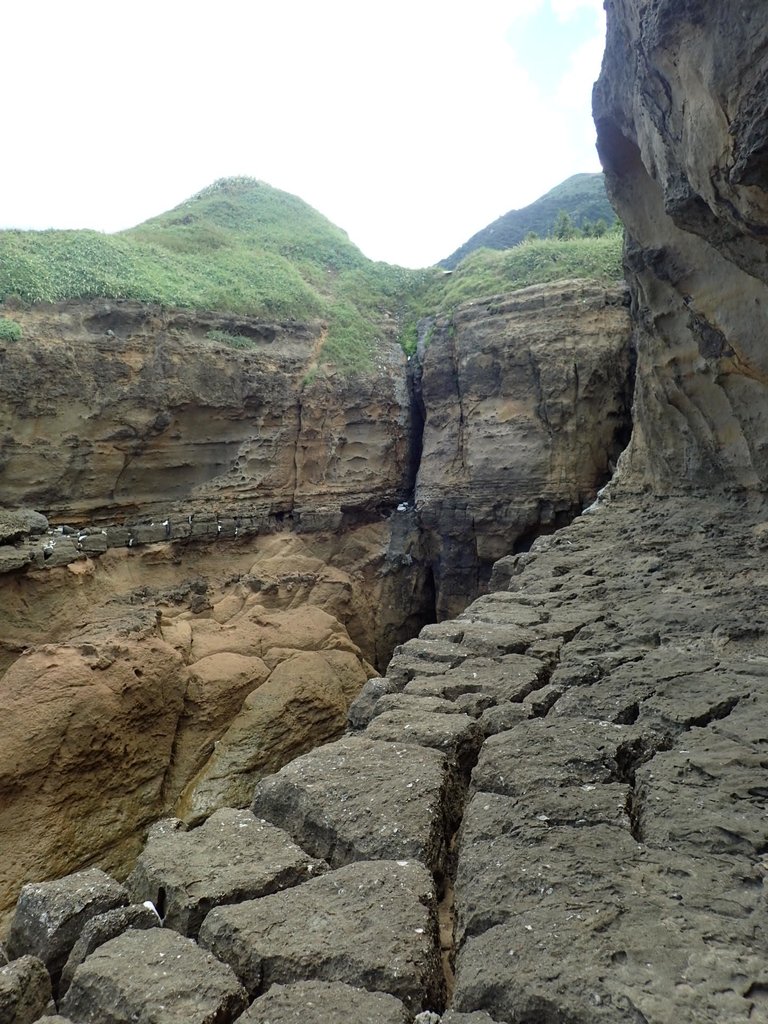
594 0 768 493
415 280 634 617
0 540 379 927
0 302 412 524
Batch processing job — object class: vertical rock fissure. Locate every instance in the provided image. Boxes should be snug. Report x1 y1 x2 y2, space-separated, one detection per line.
406 347 427 504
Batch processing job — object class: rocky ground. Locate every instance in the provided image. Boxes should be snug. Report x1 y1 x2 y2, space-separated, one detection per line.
4 489 767 1023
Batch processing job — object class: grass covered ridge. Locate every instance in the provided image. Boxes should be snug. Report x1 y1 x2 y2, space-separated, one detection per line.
0 177 623 371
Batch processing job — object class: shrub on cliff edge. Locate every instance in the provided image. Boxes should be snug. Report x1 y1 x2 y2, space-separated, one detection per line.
0 317 22 341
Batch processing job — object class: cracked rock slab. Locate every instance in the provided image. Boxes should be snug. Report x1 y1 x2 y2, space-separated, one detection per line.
239 980 411 1022
364 709 483 773
58 927 247 1024
471 718 632 796
127 808 324 938
6 869 128 985
251 736 457 874
59 903 162 997
454 791 639 944
0 956 52 1024
198 859 444 1011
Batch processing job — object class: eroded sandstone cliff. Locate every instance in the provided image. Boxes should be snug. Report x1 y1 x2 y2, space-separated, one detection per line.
594 0 768 493
415 280 633 618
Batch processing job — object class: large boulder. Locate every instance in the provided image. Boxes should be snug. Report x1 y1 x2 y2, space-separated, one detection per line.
199 859 444 1011
127 809 324 938
6 869 128 986
58 928 248 1024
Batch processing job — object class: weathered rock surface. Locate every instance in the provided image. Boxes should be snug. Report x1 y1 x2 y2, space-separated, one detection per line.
0 563 374 922
0 302 412 524
415 279 633 617
179 647 372 823
240 979 411 1023
6 869 128 986
199 859 444 1010
58 927 247 1024
127 809 324 938
58 903 160 997
594 0 768 494
0 956 52 1024
448 496 768 1023
251 735 458 874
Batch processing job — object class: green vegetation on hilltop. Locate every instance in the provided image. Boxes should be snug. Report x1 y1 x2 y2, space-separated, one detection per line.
440 173 617 269
0 175 624 371
424 231 623 311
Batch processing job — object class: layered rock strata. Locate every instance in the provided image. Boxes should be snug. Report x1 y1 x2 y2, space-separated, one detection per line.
594 0 768 493
415 279 633 618
0 302 411 524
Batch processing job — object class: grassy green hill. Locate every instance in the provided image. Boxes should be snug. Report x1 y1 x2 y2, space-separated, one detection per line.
0 178 423 371
440 173 617 269
0 176 623 370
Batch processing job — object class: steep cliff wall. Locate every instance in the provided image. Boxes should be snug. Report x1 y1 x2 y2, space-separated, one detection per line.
0 301 411 524
594 0 768 493
416 280 633 618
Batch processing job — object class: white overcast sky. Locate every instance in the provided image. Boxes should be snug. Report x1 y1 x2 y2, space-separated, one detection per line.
1 0 606 268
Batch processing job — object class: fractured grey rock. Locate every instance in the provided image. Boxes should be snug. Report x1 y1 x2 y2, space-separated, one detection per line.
454 791 638 944
59 903 160 997
470 718 632 797
364 709 483 774
0 546 32 573
127 808 324 939
0 956 52 1024
6 869 128 985
59 927 247 1024
251 735 458 874
346 676 399 730
440 1012 509 1024
368 692 465 722
199 859 444 1011
0 509 48 543
240 979 411 1022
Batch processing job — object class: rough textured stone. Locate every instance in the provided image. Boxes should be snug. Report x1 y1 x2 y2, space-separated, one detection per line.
0 956 52 1024
364 709 483 772
0 304 412 525
251 735 457 874
6 869 128 985
0 584 383 923
346 676 399 730
594 0 768 494
0 509 48 544
440 1013 508 1024
199 859 444 1010
415 280 633 617
58 927 247 1024
239 980 411 1023
58 903 161 997
450 496 768 1023
127 809 324 938
178 649 371 823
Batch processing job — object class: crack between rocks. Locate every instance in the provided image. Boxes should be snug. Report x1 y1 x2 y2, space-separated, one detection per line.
434 739 483 1011
617 694 742 842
